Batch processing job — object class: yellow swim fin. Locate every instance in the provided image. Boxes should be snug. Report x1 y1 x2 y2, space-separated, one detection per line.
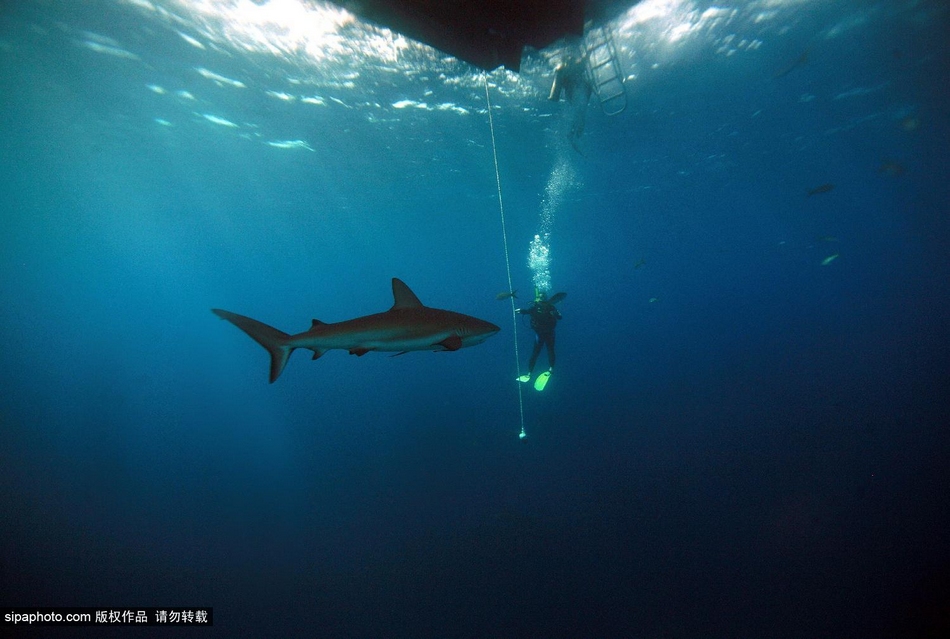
517 374 531 383
534 370 552 391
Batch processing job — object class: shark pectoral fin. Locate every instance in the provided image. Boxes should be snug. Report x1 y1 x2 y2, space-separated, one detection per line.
349 348 372 356
437 335 462 351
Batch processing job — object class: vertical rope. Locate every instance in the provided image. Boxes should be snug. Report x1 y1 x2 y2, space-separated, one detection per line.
484 74 527 440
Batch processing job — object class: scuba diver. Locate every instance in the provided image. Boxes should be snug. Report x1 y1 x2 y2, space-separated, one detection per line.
516 289 566 391
548 50 593 152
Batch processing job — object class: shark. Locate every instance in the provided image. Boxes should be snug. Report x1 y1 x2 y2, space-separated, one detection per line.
807 183 835 197
213 278 500 383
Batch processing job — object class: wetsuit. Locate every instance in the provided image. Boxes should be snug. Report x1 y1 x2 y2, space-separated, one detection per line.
519 301 561 374
549 58 593 147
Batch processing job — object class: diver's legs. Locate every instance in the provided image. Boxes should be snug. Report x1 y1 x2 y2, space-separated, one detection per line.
527 336 543 374
568 83 591 147
548 65 565 101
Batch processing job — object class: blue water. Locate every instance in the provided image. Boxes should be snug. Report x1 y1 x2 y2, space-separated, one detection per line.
2 1 949 637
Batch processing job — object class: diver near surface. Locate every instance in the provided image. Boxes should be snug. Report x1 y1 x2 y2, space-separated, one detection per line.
516 289 566 391
548 50 593 152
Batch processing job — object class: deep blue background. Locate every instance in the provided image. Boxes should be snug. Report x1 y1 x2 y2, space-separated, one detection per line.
2 1 948 637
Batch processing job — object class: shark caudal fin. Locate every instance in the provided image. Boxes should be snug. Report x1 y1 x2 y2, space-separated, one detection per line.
212 309 294 383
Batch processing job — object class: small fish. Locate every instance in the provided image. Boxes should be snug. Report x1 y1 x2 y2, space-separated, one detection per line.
878 160 905 177
773 50 809 79
648 297 659 303
496 290 517 301
818 235 838 243
634 258 646 269
821 254 839 266
807 183 835 196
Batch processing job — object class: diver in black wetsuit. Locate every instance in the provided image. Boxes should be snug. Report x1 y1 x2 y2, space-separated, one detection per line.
516 290 565 391
548 52 593 151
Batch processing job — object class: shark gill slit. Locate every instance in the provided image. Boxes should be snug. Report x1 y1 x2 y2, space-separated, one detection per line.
484 74 527 440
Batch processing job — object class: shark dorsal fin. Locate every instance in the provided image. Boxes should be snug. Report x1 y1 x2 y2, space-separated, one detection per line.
311 319 326 328
391 278 424 310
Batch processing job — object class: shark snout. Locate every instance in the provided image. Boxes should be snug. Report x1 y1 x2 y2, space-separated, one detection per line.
460 318 500 346
480 322 501 341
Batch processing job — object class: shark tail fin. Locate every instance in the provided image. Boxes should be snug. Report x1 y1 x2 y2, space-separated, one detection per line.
212 309 294 383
